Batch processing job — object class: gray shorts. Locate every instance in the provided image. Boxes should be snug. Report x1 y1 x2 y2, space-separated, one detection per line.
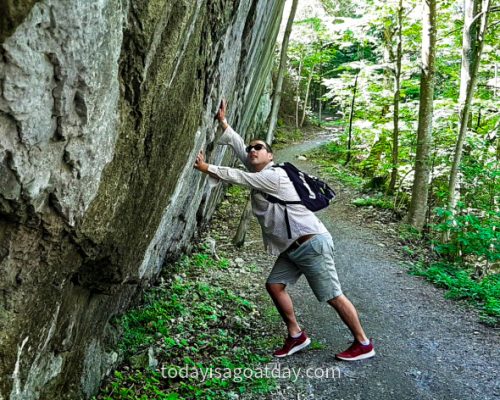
267 233 342 302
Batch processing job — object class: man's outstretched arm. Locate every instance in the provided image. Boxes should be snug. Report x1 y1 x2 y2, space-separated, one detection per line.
216 99 229 131
215 100 249 168
194 150 220 180
194 150 280 195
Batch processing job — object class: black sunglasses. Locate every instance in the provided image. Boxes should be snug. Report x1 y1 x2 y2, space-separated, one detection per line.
245 143 267 153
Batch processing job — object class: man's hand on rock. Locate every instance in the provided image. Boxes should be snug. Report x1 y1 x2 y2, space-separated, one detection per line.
216 99 229 129
194 150 209 173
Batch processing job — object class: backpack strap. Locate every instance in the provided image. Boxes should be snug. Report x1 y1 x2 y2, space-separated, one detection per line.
255 192 301 240
265 165 302 206
252 165 304 240
263 193 302 206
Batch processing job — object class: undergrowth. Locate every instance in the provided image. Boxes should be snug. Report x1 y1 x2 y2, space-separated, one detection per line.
307 136 499 326
308 144 366 190
93 250 278 399
351 196 393 210
409 262 500 325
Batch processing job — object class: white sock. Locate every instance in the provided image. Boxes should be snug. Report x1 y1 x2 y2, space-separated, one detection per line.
291 331 302 338
360 339 370 346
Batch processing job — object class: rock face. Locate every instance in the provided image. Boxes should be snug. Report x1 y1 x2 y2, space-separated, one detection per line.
0 1 284 398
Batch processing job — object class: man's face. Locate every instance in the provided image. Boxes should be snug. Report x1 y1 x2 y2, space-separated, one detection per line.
246 140 273 171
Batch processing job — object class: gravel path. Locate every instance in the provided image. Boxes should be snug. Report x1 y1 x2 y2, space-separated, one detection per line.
262 134 500 400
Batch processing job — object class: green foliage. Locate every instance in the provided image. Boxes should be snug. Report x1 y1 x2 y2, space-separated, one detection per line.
320 0 364 17
358 133 391 177
398 224 422 242
432 208 500 263
308 142 366 189
352 196 393 210
459 151 499 212
410 262 500 324
295 17 325 33
309 340 327 351
226 184 247 199
273 127 304 145
94 252 276 399
400 79 420 100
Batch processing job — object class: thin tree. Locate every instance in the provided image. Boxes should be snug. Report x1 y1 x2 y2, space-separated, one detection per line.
406 0 437 231
300 64 315 127
444 0 491 240
497 121 500 161
295 54 303 128
233 0 299 247
388 0 404 194
267 0 300 143
345 73 359 165
318 45 323 125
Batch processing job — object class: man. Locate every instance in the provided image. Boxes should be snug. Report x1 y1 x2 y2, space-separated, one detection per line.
193 101 375 361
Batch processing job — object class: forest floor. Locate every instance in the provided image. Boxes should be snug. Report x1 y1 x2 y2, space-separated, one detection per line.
211 129 500 400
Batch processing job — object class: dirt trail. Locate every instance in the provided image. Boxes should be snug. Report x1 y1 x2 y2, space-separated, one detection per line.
264 133 500 400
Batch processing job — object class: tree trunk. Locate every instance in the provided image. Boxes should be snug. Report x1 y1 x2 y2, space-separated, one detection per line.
426 155 437 230
300 68 315 127
388 0 404 194
266 0 299 143
345 74 359 166
234 0 298 246
318 62 323 125
497 124 500 161
232 196 253 247
495 63 498 97
295 57 303 128
406 0 437 231
444 0 491 240
318 89 322 124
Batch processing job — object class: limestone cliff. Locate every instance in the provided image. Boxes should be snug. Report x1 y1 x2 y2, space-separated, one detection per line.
0 0 284 398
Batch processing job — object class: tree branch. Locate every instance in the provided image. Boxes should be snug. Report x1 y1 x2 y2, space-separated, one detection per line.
467 3 499 34
487 19 500 31
438 26 463 42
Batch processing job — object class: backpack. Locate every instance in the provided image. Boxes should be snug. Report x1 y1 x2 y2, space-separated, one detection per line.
262 162 336 238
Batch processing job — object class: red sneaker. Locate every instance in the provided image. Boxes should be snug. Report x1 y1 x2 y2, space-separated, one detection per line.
273 331 311 358
335 339 375 361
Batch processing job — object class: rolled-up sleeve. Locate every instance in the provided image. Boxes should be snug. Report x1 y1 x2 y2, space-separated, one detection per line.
207 165 280 195
218 126 249 167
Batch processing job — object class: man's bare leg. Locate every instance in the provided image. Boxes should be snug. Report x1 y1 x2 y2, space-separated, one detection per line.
266 283 301 336
328 294 368 343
